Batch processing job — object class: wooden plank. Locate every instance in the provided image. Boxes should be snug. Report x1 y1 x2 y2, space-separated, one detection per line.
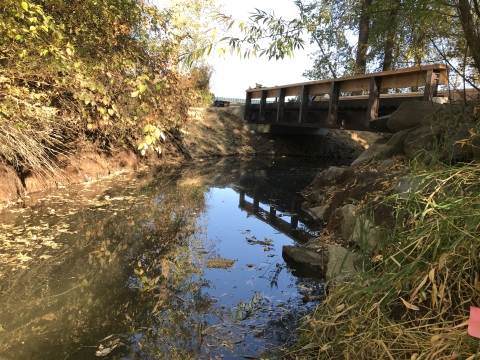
276 88 286 122
299 85 310 123
259 90 267 121
327 81 341 125
367 76 382 125
244 92 252 120
247 64 448 98
423 69 439 101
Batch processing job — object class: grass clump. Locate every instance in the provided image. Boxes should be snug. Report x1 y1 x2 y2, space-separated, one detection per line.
286 163 480 359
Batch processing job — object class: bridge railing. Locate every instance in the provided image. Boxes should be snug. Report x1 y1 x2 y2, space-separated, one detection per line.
244 64 449 129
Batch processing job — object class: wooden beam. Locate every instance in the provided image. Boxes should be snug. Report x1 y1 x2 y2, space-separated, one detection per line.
423 69 439 101
244 92 252 120
327 81 341 125
259 90 267 121
367 76 382 126
299 85 310 123
276 88 286 122
246 64 449 99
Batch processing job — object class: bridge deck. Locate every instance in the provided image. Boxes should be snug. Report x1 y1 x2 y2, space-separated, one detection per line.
244 64 450 131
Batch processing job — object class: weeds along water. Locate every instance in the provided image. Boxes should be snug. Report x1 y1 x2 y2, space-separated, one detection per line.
286 162 480 359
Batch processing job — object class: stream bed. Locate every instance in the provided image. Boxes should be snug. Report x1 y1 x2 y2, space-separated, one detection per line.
0 157 345 359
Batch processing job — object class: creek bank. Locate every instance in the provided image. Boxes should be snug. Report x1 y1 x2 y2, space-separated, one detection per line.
291 99 480 280
0 107 379 208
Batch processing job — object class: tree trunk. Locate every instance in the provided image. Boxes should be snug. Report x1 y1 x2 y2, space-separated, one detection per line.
457 0 480 73
355 0 373 75
382 0 400 72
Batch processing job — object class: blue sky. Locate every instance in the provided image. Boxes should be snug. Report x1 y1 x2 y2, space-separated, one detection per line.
209 0 315 99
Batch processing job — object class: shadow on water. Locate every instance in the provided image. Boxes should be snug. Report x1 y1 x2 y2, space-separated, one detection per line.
0 156 344 359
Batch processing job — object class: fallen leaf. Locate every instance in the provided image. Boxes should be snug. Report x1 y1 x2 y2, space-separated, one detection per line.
400 297 419 311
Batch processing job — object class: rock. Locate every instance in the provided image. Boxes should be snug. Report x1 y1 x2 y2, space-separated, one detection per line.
472 134 480 161
309 204 329 220
323 166 350 182
394 175 436 199
282 245 324 266
404 125 443 159
351 138 389 165
309 166 354 188
375 128 412 157
369 115 391 133
305 189 325 203
378 159 395 171
282 245 325 277
352 129 411 165
348 216 381 252
387 100 443 133
441 124 474 163
352 147 364 160
0 163 23 204
340 204 357 241
326 244 359 280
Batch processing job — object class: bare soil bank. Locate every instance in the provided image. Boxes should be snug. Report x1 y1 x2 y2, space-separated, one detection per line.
0 107 381 207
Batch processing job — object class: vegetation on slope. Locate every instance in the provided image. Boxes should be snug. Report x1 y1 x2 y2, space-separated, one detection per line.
0 0 217 180
285 108 480 359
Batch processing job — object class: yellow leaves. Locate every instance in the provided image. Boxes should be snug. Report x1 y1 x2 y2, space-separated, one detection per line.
21 1 28 11
131 90 139 98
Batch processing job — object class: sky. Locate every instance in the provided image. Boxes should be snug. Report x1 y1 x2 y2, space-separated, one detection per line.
209 0 316 99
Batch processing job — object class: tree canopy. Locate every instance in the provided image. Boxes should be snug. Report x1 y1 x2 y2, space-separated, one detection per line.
220 0 480 87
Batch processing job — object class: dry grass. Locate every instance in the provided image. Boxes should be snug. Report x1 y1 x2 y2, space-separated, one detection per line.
286 163 480 359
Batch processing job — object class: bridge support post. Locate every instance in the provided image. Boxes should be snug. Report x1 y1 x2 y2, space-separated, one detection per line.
269 206 277 224
244 92 252 120
259 90 268 121
366 76 382 127
423 69 440 101
299 85 310 123
327 81 341 126
276 88 286 122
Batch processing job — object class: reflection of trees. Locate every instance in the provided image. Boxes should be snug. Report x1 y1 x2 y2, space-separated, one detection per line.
0 171 219 360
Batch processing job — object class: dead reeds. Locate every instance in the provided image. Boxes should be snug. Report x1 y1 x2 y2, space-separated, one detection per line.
286 163 480 359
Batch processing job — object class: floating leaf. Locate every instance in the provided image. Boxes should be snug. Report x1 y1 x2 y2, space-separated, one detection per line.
21 1 28 11
139 84 147 93
145 135 153 145
131 90 139 98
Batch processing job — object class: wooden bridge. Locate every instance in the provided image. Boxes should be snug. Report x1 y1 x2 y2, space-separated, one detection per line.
244 64 449 131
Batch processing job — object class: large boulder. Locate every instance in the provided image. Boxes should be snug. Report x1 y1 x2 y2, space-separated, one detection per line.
282 245 325 276
309 166 354 188
351 138 389 165
326 244 360 280
404 124 443 159
308 204 329 221
441 124 474 163
348 216 381 252
387 100 443 133
340 204 357 241
369 115 391 133
394 175 436 199
352 129 411 165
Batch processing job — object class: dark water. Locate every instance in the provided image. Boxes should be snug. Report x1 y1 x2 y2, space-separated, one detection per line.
0 157 344 359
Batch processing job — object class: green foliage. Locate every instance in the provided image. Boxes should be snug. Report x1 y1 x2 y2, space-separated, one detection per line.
0 0 219 172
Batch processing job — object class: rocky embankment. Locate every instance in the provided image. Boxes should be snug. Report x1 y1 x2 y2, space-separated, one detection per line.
0 106 379 207
283 99 480 281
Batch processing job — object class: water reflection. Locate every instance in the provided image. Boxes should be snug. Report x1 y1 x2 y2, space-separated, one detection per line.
0 157 338 359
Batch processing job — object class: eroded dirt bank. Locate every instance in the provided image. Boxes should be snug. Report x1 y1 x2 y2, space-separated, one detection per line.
0 107 381 207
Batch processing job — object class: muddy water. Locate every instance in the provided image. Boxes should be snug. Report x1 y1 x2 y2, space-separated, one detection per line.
0 157 346 359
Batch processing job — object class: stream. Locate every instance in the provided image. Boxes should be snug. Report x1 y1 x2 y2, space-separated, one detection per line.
0 156 346 359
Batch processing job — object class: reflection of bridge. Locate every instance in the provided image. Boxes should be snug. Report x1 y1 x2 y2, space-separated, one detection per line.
244 64 453 131
238 191 315 244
